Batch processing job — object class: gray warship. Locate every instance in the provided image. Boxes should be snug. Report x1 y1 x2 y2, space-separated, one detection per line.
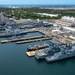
35 44 60 59
0 28 27 37
45 44 75 62
28 42 49 51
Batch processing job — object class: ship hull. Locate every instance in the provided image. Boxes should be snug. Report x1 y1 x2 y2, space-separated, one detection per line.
0 32 27 38
28 45 49 51
45 52 75 62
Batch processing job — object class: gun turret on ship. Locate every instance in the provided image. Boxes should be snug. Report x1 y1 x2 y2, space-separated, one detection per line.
35 44 60 59
45 44 75 62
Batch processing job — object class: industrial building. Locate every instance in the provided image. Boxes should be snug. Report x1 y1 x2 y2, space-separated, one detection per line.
55 16 75 27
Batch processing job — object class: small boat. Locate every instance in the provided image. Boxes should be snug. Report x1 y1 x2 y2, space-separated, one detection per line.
28 42 49 51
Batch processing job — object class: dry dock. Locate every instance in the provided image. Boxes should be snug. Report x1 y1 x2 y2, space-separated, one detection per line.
26 49 44 57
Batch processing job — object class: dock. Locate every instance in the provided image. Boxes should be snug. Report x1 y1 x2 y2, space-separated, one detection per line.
16 37 51 44
22 29 38 33
22 28 48 35
1 35 47 43
26 49 44 57
0 28 44 38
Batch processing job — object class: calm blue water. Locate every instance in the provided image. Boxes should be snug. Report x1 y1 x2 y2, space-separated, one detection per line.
0 32 75 75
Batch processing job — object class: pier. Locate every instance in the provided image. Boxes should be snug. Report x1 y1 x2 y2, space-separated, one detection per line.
0 28 42 38
19 25 35 29
23 28 51 35
1 35 47 43
1 28 53 44
16 37 51 44
22 29 38 33
26 49 44 57
22 28 48 35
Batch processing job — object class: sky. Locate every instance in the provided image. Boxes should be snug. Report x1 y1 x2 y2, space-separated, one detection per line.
0 0 75 5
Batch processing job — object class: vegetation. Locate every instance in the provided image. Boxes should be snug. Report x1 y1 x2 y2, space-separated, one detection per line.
0 7 75 20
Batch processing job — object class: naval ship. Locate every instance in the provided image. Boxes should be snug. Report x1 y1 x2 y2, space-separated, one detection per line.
35 45 60 59
45 44 75 62
28 42 49 51
0 28 27 38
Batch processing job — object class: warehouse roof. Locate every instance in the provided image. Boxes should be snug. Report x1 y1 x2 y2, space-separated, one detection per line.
63 27 75 32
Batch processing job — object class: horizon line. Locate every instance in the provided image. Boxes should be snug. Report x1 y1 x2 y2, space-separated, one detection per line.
0 4 75 5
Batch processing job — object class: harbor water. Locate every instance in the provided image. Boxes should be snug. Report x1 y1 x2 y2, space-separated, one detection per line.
0 32 75 75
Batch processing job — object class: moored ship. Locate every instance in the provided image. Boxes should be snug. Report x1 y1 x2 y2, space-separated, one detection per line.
35 45 60 59
45 44 75 62
0 28 27 38
28 42 49 51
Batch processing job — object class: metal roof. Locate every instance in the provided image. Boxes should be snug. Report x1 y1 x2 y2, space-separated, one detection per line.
63 27 75 32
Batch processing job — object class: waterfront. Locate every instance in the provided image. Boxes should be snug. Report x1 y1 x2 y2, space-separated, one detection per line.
0 41 75 75
0 4 75 75
0 11 75 75
0 32 75 75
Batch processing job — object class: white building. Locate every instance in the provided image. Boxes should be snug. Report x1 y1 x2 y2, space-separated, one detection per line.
37 13 58 17
55 16 75 27
62 16 75 22
63 27 75 32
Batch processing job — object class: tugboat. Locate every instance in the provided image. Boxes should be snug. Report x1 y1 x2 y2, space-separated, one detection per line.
35 45 60 59
45 44 75 62
28 42 49 51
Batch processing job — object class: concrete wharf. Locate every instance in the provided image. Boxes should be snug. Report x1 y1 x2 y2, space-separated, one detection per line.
26 49 44 57
16 38 51 44
1 35 47 43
